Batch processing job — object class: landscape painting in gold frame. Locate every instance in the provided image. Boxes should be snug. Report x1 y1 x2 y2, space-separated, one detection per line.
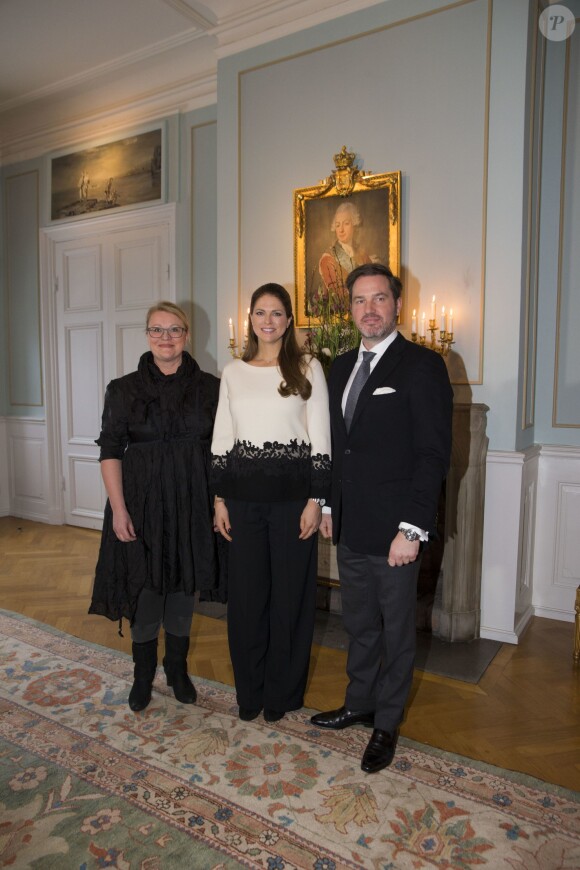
294 147 401 328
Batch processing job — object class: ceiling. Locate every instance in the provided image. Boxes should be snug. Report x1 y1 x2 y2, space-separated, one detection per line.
0 0 383 115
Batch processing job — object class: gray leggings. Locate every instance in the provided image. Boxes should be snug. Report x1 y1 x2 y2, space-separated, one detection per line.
131 588 195 643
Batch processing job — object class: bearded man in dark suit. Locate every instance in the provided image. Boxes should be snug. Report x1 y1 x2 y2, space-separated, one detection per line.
312 262 453 773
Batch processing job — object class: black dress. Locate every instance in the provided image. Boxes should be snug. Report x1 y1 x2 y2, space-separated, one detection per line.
89 351 224 623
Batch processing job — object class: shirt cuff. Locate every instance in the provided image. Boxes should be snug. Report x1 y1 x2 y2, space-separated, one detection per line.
399 521 429 542
322 505 331 515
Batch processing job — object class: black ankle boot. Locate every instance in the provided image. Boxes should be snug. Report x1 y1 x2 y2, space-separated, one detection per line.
163 634 197 704
128 639 158 711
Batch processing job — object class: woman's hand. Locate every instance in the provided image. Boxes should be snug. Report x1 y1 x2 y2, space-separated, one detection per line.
299 500 322 540
112 507 137 542
214 500 232 542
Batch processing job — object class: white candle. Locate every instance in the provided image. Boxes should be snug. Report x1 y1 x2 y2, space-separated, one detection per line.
448 309 454 334
243 319 248 340
420 312 426 338
431 295 436 321
440 306 446 333
411 309 417 333
228 318 235 341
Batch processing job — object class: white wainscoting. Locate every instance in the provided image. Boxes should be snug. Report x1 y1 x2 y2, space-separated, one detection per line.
531 445 580 622
0 419 9 517
4 417 52 523
481 445 579 644
480 450 528 644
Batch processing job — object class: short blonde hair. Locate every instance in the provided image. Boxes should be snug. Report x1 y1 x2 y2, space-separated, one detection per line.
146 301 189 333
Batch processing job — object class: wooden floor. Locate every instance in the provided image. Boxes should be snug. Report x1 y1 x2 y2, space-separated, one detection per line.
1 516 579 792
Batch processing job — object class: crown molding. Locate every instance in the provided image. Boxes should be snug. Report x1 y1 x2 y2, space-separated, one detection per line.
212 0 384 55
0 0 384 162
0 72 217 166
0 27 206 115
161 0 217 28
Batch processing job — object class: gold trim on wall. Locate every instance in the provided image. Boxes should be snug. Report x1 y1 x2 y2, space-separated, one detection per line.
552 21 580 429
522 0 546 431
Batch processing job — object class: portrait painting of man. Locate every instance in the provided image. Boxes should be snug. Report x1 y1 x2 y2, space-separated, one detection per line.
295 181 400 325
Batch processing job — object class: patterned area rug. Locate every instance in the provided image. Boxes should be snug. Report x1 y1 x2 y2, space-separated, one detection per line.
1 610 578 869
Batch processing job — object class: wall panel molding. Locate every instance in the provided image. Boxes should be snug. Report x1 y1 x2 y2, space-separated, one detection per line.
553 24 580 427
0 419 9 517
5 170 43 408
531 444 580 621
6 418 52 523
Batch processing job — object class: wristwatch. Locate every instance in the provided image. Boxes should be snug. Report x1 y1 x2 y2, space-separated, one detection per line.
399 526 421 541
309 498 326 506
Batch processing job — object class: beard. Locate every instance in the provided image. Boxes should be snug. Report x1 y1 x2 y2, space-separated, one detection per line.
358 314 397 341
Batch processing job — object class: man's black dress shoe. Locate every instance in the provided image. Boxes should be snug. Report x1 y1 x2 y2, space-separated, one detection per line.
310 705 374 730
264 709 285 723
361 728 399 773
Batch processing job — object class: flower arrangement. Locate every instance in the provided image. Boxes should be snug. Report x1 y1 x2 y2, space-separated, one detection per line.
303 288 359 376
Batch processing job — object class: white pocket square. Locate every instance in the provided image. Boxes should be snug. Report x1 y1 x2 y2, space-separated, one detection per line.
373 387 396 395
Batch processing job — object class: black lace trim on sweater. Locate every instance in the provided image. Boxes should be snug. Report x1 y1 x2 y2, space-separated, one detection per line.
212 439 329 470
211 439 330 496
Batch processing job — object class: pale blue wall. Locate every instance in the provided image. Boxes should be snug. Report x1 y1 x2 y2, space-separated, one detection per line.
525 1 580 445
176 105 218 375
1 162 43 417
1 0 579 453
0 106 218 415
216 0 543 450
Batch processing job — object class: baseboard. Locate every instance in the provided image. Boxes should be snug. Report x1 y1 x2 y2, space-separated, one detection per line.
514 604 534 638
479 626 519 644
533 605 574 623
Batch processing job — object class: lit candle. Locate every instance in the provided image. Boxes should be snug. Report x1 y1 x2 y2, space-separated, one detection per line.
448 309 454 334
431 295 436 322
440 305 446 333
420 312 426 338
411 309 417 333
228 318 235 341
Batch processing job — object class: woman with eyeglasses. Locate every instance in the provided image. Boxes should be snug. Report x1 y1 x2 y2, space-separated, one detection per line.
89 301 224 712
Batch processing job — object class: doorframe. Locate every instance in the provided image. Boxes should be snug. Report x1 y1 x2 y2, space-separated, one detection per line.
39 203 177 525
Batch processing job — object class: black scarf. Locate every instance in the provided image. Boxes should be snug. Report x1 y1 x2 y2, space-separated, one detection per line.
131 351 201 438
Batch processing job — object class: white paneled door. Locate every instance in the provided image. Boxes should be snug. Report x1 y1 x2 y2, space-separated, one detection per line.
50 208 174 529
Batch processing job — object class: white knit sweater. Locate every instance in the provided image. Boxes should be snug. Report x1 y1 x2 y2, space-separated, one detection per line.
210 357 331 502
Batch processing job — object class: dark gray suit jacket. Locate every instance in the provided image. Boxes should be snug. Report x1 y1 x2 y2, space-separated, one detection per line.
328 333 453 556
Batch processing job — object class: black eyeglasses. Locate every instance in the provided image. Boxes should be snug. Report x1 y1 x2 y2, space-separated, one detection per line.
145 326 187 338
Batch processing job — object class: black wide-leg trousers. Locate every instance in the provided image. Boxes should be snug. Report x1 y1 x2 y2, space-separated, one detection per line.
226 499 318 712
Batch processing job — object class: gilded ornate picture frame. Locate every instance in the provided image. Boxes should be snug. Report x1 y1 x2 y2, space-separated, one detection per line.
294 147 401 328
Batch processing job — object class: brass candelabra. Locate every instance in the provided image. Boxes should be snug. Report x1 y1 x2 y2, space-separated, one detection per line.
411 319 455 355
228 316 247 358
228 337 245 358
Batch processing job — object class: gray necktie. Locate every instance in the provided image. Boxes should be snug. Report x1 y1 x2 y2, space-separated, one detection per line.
344 350 375 431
